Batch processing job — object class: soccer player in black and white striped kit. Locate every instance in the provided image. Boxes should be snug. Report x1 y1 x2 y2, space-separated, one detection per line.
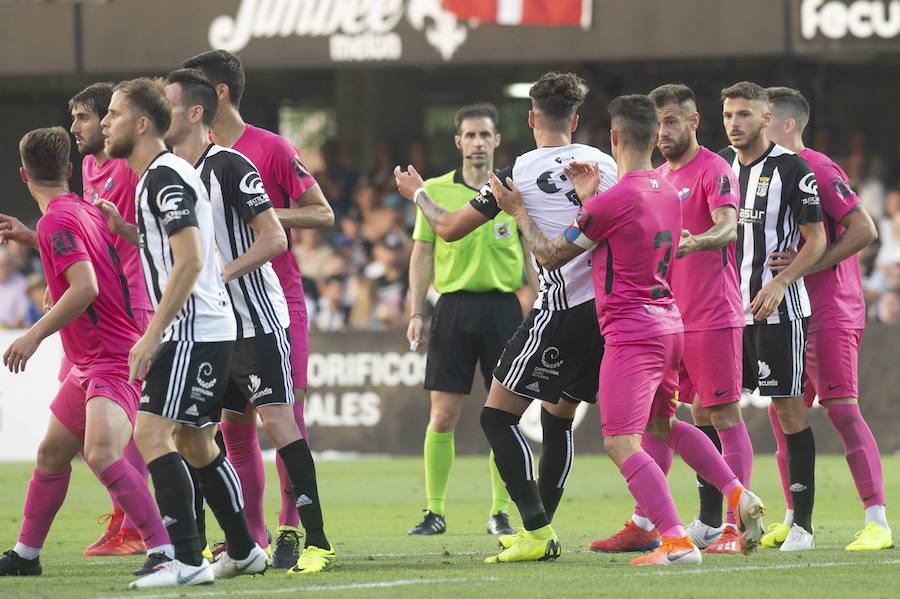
97 78 265 589
162 69 334 575
718 82 826 551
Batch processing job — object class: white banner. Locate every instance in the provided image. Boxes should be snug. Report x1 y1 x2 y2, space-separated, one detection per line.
0 331 63 461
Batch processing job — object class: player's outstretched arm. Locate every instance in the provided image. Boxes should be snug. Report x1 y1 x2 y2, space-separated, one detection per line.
394 165 488 242
94 199 139 247
222 207 287 282
677 206 737 258
3 260 98 373
750 221 826 320
275 184 335 230
129 226 203 383
490 172 585 271
0 213 38 249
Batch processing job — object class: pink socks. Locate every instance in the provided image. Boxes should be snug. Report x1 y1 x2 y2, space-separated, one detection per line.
825 403 885 508
97 459 168 548
620 452 684 538
18 467 71 549
276 400 308 528
220 421 268 547
118 438 148 532
633 432 673 521
668 420 740 499
768 403 795 509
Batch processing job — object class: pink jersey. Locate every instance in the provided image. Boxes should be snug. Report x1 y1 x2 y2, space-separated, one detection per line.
36 193 141 375
232 124 317 308
575 171 684 342
799 148 866 332
82 155 151 311
657 146 743 331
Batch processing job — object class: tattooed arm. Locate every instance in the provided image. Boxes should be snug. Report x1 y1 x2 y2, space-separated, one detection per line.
394 165 487 241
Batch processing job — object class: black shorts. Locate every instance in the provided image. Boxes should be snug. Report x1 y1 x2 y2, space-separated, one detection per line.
140 340 234 427
222 329 294 415
742 318 808 397
425 291 523 394
493 300 604 404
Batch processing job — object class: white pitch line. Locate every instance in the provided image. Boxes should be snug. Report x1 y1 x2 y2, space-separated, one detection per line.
101 576 501 599
624 558 900 577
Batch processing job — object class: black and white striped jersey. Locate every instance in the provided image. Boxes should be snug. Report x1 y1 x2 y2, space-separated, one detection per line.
195 144 289 340
136 151 235 342
719 143 823 324
470 144 618 311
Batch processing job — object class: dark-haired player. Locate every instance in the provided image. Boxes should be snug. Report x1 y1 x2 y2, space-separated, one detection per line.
182 50 334 570
719 82 826 551
397 71 616 563
764 86 889 551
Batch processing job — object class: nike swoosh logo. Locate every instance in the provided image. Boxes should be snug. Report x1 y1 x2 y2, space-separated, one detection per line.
176 565 208 585
703 530 721 541
714 390 728 397
95 385 111 389
827 384 844 391
667 549 694 562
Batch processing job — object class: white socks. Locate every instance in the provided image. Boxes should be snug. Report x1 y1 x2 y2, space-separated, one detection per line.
631 513 655 532
783 509 794 527
864 505 889 529
147 544 175 559
13 542 40 560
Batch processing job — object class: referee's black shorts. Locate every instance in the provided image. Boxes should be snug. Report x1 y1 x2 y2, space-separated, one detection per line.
425 291 523 394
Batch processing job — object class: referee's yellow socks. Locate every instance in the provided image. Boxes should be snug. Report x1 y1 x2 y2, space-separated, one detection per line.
490 451 512 515
424 426 454 516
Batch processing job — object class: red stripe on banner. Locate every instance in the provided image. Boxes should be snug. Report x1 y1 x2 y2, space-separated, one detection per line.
442 0 499 22
521 0 583 26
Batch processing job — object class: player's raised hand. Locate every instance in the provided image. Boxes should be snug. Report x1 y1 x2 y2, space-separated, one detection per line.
564 161 601 203
750 278 787 321
490 172 524 217
3 331 41 373
93 198 126 235
393 165 425 201
768 249 797 273
0 213 37 247
128 331 161 384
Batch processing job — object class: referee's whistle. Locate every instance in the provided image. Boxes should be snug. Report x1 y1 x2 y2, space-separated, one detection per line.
409 341 419 351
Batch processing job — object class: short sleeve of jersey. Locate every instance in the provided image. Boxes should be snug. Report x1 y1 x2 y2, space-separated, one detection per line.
787 156 823 225
146 166 199 235
575 189 619 243
815 162 860 223
272 137 317 203
37 212 90 277
468 164 513 220
703 158 740 213
226 153 274 223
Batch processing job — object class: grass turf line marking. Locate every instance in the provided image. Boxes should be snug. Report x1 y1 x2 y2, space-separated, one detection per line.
101 576 501 599
625 558 900 577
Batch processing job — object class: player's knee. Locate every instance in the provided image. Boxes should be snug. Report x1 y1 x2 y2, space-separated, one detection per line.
83 442 119 474
645 418 672 442
429 411 456 433
35 439 70 473
709 403 742 429
260 408 301 447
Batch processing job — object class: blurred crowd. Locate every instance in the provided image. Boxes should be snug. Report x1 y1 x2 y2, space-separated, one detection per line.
2 133 899 332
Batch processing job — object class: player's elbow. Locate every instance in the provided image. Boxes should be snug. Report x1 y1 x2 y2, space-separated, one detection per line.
436 223 465 243
268 227 289 257
859 216 878 247
321 204 335 229
723 223 738 246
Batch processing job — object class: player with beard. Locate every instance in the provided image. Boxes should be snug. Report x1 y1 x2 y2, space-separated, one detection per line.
590 84 753 554
182 50 334 570
764 87 889 551
100 78 266 588
719 82 826 551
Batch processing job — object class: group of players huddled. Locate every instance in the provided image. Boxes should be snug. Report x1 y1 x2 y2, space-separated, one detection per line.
394 72 891 565
0 54 890 588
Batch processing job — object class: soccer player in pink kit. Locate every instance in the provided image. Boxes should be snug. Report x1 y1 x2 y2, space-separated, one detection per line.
0 127 170 576
183 50 335 568
69 82 153 557
493 95 764 566
591 84 752 554
764 87 890 551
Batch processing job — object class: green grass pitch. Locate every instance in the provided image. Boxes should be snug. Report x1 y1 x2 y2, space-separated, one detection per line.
0 455 897 598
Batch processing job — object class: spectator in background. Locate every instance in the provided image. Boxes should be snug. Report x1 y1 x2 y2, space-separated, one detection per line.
294 228 335 282
364 233 409 330
314 139 358 220
876 288 900 325
25 273 46 326
369 138 400 193
315 274 350 332
0 246 28 328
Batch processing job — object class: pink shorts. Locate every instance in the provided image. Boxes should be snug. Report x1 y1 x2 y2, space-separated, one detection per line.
803 328 862 407
600 333 683 436
56 308 153 383
289 307 309 390
678 327 742 407
50 367 141 441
